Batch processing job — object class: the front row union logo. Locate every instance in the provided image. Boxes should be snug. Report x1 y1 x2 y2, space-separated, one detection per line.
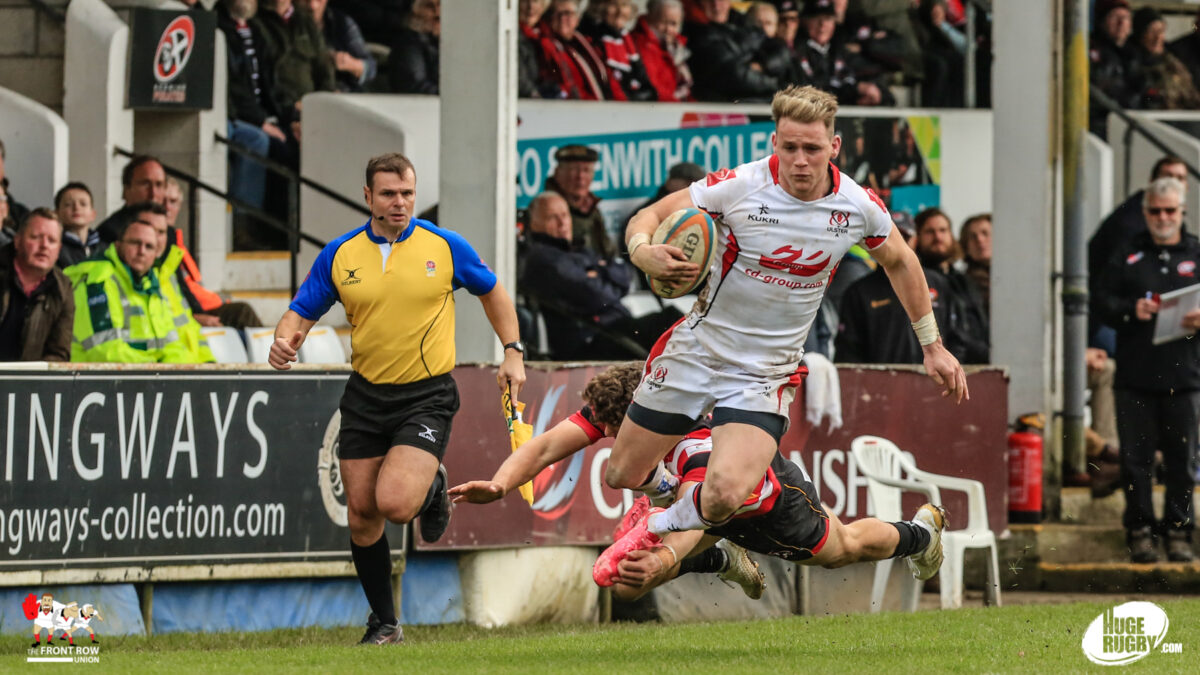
1082 602 1182 666
23 592 103 663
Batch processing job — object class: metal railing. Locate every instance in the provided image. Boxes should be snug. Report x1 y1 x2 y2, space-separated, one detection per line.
1089 87 1200 193
113 145 344 296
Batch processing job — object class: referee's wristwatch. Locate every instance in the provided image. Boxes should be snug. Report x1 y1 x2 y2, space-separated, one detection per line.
503 340 525 356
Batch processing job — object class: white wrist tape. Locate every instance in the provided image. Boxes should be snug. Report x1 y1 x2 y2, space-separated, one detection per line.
628 233 651 259
911 312 940 346
660 544 678 570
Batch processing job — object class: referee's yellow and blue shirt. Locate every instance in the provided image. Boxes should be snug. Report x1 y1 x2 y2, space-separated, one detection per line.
290 218 497 385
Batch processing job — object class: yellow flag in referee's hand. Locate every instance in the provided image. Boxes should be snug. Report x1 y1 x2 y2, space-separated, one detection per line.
503 387 535 505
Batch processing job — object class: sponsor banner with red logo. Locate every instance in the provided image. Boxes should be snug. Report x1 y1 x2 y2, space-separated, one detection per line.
425 365 1008 550
128 9 216 110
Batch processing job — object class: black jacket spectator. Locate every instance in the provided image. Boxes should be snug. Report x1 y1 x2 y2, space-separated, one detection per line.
1090 190 1146 294
796 37 872 105
0 243 73 362
217 3 283 127
519 24 545 97
686 20 781 101
335 0 410 46
518 230 633 359
836 12 906 78
57 229 101 269
254 2 336 120
944 267 988 364
388 27 439 94
1169 21 1200 96
1093 230 1200 393
1089 31 1141 136
835 266 954 364
846 0 923 81
318 4 378 92
748 31 799 89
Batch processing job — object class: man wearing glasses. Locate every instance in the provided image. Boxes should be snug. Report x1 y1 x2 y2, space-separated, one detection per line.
64 203 211 363
1093 176 1200 563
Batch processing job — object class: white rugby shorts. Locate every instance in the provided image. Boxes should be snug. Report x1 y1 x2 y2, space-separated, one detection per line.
633 322 803 428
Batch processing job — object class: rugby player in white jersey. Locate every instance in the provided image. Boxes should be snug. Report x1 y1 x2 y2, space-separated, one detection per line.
597 85 966 574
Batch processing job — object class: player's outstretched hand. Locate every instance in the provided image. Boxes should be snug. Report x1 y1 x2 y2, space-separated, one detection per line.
635 244 700 285
616 548 673 587
922 340 969 404
268 332 302 370
448 480 505 504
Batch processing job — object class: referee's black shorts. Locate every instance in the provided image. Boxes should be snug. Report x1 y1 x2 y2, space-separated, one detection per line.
338 371 460 460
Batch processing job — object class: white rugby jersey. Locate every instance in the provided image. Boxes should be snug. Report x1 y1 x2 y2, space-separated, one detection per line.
685 155 893 375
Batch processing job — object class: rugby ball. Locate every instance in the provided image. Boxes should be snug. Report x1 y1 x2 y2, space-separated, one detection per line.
647 209 716 299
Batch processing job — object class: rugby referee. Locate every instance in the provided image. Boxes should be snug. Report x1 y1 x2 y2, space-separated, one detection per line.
268 153 526 645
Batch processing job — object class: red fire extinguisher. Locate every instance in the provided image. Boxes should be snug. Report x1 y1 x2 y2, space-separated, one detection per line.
1008 416 1043 523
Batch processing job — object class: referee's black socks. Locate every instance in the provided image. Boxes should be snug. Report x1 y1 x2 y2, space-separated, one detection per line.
351 533 397 626
889 520 931 558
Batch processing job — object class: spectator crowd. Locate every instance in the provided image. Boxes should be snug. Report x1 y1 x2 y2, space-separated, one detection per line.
0 147 261 366
1090 1 1200 136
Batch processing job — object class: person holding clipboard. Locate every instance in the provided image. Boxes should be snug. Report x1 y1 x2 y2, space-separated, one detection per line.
1093 176 1200 563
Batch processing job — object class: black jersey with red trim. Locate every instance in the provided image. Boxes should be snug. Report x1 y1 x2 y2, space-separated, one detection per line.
662 428 786 518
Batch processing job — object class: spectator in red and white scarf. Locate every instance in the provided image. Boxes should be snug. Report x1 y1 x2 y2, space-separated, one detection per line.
630 0 693 101
536 0 617 99
578 0 657 101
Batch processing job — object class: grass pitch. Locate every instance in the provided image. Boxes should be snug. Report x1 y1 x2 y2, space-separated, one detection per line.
13 597 1200 673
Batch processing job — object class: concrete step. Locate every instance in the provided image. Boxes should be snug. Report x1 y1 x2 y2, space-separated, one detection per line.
1058 485 1200 525
220 251 292 291
958 522 1200 595
1033 561 1200 593
226 290 349 331
1004 523 1128 565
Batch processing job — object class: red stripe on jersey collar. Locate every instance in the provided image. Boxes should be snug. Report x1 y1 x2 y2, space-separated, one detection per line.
768 155 842 195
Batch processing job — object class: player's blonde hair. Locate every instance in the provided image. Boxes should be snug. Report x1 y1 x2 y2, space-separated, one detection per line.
771 86 839 135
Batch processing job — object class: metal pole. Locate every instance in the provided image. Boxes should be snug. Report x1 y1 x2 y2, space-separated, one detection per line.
1061 0 1089 492
288 175 299 298
187 180 199 257
965 2 977 108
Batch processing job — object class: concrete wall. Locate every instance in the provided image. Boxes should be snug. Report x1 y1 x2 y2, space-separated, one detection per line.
63 0 133 219
299 92 441 274
991 0 1058 428
0 86 68 209
1084 133 1113 242
0 0 67 113
0 0 199 113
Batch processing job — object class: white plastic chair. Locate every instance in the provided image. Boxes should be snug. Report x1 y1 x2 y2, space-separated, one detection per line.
620 291 662 319
850 436 936 613
298 325 348 364
665 295 697 315
851 435 1001 611
243 327 278 364
200 327 249 363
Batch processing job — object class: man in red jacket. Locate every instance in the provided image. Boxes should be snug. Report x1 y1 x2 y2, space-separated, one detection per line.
630 0 693 101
